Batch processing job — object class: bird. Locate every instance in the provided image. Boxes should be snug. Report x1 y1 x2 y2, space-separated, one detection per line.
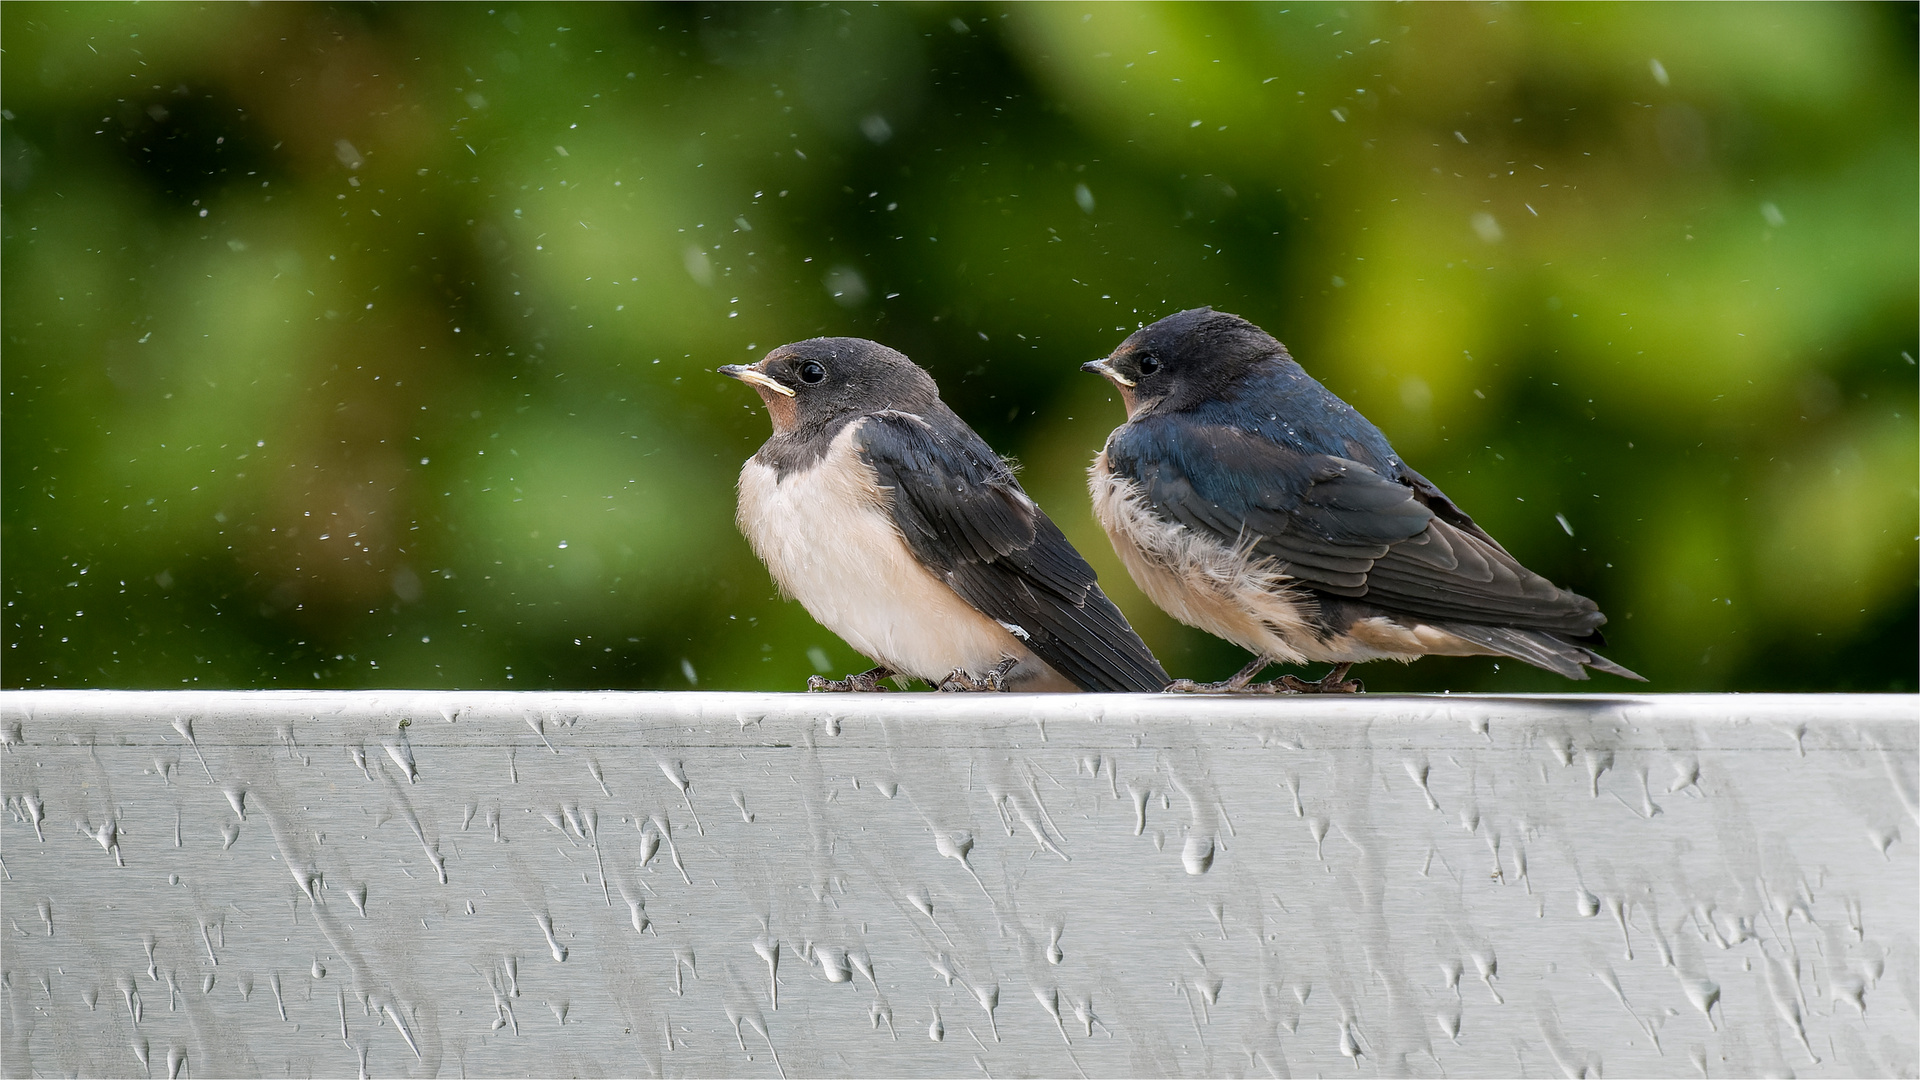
720 337 1169 693
1081 307 1642 693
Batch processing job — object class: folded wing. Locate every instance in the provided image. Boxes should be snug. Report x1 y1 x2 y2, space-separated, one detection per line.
1106 418 1606 638
858 410 1170 692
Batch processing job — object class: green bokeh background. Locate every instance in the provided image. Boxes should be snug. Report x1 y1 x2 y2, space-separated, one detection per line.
4 3 1915 692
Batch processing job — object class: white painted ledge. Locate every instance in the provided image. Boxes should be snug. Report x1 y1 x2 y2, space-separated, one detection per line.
2 692 1914 1078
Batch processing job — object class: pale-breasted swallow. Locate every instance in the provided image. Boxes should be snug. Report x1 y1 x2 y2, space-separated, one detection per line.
723 337 1169 693
1082 307 1641 692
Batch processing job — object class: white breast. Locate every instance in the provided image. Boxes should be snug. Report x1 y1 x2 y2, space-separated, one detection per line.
739 423 1070 689
1088 450 1489 667
1089 448 1322 665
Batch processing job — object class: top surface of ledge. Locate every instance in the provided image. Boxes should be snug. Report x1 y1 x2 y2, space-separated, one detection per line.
3 689 1914 726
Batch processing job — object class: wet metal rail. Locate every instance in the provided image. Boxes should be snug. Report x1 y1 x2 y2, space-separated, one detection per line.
2 691 1915 1078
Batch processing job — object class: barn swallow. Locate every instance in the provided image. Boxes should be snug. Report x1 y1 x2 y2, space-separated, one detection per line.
721 337 1169 693
1081 307 1642 692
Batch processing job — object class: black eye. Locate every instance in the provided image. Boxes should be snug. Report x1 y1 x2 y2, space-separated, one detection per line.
1137 355 1160 375
798 360 826 384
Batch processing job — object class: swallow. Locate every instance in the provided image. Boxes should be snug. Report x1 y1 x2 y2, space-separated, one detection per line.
721 337 1169 693
1081 307 1642 692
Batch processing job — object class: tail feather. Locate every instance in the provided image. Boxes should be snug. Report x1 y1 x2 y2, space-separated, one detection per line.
1439 623 1644 682
1578 650 1646 682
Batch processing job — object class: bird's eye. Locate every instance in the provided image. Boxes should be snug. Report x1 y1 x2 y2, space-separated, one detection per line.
798 360 826 384
1137 355 1160 375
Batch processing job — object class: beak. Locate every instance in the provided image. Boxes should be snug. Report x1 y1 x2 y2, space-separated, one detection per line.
718 363 796 397
1080 358 1135 388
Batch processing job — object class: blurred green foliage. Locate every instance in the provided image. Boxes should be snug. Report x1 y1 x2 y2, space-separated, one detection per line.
4 3 1915 692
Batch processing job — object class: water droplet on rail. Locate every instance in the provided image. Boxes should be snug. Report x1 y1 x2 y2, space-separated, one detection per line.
1404 760 1438 810
928 952 958 986
1868 826 1899 858
974 982 1001 1040
526 714 558 753
1307 817 1329 861
1033 985 1071 1045
1338 1020 1362 1061
1472 952 1502 1003
1682 977 1719 1029
383 737 418 784
18 791 46 841
850 950 877 989
753 934 780 1008
1668 758 1701 793
671 947 696 995
1195 973 1222 1006
535 912 567 962
816 945 852 983
1831 974 1865 1015
172 717 213 783
1182 834 1215 874
1548 734 1574 767
658 760 705 834
1584 749 1615 796
1606 895 1635 960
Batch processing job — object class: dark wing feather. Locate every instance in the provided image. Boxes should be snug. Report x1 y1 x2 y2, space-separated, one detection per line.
1106 418 1605 636
856 411 1169 692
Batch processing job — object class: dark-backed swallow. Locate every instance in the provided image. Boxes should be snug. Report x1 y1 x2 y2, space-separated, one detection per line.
720 338 1169 693
1081 307 1643 692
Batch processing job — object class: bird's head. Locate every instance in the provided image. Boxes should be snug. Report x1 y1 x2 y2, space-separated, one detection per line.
1082 307 1290 417
720 337 939 435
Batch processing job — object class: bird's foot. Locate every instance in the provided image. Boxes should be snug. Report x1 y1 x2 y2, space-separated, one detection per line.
1164 655 1274 694
1267 664 1364 695
1166 677 1279 694
807 665 895 693
937 658 1018 693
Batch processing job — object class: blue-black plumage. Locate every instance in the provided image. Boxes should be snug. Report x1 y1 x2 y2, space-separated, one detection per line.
1082 307 1642 691
723 337 1169 693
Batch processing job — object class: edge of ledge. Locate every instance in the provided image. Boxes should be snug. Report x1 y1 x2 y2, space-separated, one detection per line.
3 688 1915 727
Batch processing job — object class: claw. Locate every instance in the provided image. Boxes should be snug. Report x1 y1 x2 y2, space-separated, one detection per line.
807 665 894 693
1271 664 1363 695
1165 661 1362 695
1167 676 1300 695
938 658 1018 693
1164 655 1275 694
